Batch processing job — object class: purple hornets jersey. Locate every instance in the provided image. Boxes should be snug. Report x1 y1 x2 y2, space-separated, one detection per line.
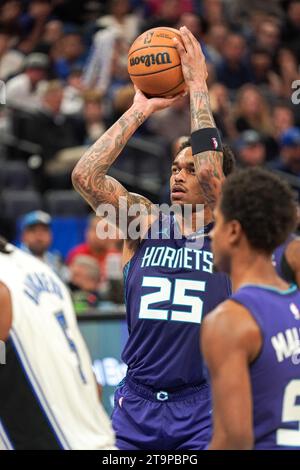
122 214 231 389
231 284 300 450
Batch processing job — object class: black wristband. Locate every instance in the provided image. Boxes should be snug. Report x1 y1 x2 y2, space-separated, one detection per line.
191 128 223 155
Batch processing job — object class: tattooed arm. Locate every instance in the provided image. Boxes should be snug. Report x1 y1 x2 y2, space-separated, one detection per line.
174 26 224 211
72 89 181 240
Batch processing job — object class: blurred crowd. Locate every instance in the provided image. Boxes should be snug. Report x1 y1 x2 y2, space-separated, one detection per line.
0 0 300 311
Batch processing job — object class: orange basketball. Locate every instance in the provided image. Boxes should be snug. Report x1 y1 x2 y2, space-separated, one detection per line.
128 27 185 98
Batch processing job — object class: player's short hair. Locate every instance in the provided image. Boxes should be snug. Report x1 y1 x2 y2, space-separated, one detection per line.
176 138 236 176
220 167 297 254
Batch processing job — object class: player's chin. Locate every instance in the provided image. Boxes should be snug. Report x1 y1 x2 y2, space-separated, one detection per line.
171 193 186 205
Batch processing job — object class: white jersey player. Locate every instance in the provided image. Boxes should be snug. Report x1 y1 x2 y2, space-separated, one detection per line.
0 240 115 450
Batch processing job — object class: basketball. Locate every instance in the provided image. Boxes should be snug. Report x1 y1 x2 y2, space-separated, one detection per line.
127 27 186 98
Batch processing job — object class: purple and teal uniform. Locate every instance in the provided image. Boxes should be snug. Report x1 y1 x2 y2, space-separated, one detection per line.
231 284 300 450
112 214 231 450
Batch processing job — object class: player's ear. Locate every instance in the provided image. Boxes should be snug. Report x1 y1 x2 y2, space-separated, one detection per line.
228 219 243 246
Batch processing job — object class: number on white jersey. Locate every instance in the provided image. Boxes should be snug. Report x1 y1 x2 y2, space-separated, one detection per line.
55 311 87 384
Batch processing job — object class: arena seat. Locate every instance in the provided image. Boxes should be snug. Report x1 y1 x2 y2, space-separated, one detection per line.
0 161 33 190
44 190 90 216
2 189 43 218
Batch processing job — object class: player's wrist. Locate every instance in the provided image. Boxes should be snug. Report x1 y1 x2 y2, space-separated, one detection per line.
130 102 151 122
189 82 208 93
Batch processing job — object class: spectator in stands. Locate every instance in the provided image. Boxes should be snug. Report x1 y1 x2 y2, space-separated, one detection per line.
249 47 281 94
270 128 300 186
24 80 83 162
0 30 24 81
68 255 102 313
281 0 300 60
17 0 53 54
176 12 211 64
177 12 203 42
202 0 225 26
147 0 194 19
205 24 229 66
0 0 22 38
254 20 281 57
234 84 272 133
53 30 85 80
234 84 277 159
111 84 135 122
81 90 106 145
96 0 140 44
5 52 48 111
66 215 121 283
83 27 129 96
36 18 64 54
145 0 182 30
209 82 236 139
216 33 253 90
20 210 64 276
275 48 300 99
272 103 296 141
235 130 267 167
60 66 85 116
148 94 190 145
43 19 63 45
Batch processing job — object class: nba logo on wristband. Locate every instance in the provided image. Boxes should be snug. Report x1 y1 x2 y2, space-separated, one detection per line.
191 127 223 155
212 138 218 150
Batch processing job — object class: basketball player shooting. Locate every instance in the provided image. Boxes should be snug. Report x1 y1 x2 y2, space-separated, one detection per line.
202 168 300 450
72 26 233 450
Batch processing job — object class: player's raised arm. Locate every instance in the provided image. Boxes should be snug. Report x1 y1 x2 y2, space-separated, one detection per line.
201 300 262 450
72 88 182 234
174 26 224 211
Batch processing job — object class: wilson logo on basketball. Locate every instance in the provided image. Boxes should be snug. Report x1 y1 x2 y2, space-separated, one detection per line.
129 52 172 68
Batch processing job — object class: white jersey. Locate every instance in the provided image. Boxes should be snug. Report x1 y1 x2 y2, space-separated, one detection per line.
0 245 116 450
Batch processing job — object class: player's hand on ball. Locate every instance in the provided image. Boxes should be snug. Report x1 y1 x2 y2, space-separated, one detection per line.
133 85 186 115
173 26 208 91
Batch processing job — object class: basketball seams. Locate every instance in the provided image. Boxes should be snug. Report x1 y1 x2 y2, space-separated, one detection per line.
128 45 179 58
152 79 185 97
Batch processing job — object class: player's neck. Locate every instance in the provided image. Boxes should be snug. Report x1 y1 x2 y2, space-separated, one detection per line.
230 249 290 293
175 206 212 236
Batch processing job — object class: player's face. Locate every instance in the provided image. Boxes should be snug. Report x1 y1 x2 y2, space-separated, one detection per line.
170 147 205 207
210 205 232 273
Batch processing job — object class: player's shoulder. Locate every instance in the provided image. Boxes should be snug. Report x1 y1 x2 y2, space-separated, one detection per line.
202 299 261 358
7 245 65 285
203 299 249 337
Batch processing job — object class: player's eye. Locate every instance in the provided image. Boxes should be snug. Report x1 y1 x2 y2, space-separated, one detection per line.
171 167 179 174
